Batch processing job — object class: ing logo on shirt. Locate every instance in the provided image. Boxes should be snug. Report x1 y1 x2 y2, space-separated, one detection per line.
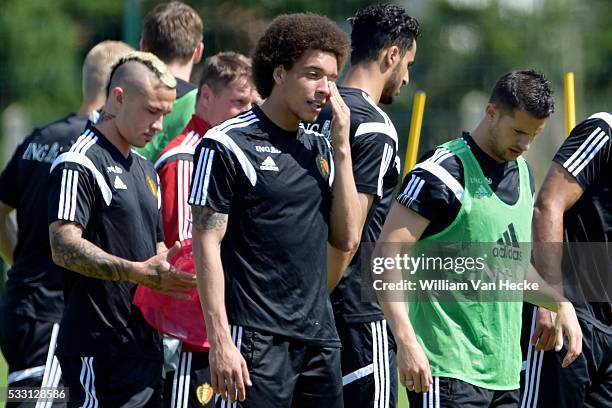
146 175 157 198
316 154 330 179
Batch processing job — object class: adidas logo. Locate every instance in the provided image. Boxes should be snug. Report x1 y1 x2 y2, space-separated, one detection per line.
497 223 519 248
260 156 279 171
493 223 522 261
114 175 127 189
474 185 489 198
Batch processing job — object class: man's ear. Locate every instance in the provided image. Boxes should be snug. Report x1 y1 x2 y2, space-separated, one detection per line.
273 66 285 85
198 84 213 110
485 103 499 122
139 37 147 52
192 42 204 65
383 45 401 68
200 84 212 104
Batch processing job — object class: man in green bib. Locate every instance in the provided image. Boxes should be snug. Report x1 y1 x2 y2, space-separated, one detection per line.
376 70 582 406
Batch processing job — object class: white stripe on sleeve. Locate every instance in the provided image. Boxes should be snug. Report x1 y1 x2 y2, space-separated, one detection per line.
189 148 209 205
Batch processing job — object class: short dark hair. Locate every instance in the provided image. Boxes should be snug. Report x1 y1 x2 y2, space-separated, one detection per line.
349 4 420 65
142 1 203 64
489 70 555 119
252 13 350 98
198 52 252 98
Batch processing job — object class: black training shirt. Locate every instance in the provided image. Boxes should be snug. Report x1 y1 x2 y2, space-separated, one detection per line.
188 106 339 346
0 114 87 322
552 112 612 333
47 124 164 359
311 87 399 323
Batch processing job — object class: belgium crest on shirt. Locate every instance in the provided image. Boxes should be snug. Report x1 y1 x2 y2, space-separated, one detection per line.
316 153 330 179
196 383 213 405
146 175 157 198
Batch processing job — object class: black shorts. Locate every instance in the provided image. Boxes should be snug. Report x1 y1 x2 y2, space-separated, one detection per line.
58 355 163 407
520 305 612 408
336 319 397 408
0 313 65 407
216 325 343 408
164 350 213 408
407 377 519 408
0 312 57 379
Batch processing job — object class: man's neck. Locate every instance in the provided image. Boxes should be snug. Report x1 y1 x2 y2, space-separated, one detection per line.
94 120 131 158
193 110 211 128
166 62 193 83
343 63 385 104
470 120 504 164
78 100 104 116
260 95 299 132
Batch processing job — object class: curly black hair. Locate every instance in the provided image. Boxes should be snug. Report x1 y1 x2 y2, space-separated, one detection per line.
349 4 420 65
252 13 350 98
489 70 555 119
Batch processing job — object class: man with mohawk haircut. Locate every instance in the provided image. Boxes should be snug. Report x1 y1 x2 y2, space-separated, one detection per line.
47 52 196 407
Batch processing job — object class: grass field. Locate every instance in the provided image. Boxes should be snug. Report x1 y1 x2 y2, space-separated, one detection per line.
1 352 6 408
398 381 410 408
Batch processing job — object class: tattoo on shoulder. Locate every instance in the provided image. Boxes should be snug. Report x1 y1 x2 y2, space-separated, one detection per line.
192 206 228 231
97 110 116 123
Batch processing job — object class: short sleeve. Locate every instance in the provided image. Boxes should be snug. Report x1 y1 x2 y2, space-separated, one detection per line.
158 157 195 246
395 149 463 223
553 116 612 189
188 138 238 214
48 161 95 228
0 141 25 207
352 133 397 198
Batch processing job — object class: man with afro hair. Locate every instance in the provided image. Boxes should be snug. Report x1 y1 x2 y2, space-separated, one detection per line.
189 13 360 407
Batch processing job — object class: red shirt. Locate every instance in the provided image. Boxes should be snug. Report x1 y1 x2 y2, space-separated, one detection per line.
156 115 211 352
156 115 211 248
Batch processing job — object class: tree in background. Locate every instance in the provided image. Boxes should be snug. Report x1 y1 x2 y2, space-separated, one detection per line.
1 0 610 176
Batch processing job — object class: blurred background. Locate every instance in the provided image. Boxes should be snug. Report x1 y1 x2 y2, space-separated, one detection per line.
0 0 610 403
1 0 610 178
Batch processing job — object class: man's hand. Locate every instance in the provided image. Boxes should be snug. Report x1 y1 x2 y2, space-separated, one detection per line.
397 340 433 393
134 241 196 297
553 302 583 368
531 307 557 351
209 339 251 402
328 81 350 147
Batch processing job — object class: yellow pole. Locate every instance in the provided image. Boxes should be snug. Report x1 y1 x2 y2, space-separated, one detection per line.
403 91 426 178
564 72 576 137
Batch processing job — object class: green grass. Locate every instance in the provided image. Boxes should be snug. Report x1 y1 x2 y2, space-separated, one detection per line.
398 381 409 407
1 351 6 408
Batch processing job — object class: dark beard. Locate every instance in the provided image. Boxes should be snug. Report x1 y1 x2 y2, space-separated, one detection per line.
379 94 394 105
380 64 402 105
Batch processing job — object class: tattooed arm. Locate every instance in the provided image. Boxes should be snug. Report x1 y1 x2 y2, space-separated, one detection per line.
191 205 250 402
49 220 195 294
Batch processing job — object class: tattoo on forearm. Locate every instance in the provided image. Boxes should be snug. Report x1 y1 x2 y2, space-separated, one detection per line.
96 110 116 123
192 206 228 231
50 223 130 281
